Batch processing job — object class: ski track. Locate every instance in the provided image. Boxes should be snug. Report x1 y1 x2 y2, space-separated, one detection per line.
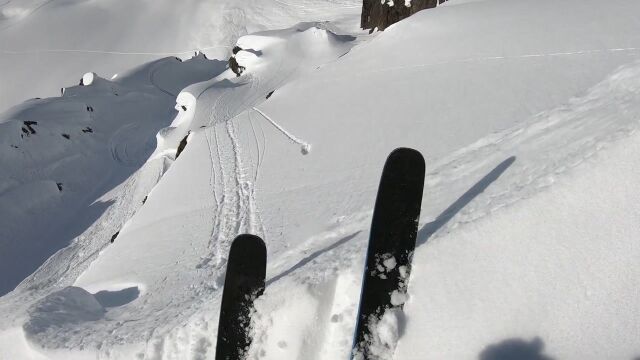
340 47 640 79
149 60 177 98
252 106 311 151
246 61 640 358
197 116 261 288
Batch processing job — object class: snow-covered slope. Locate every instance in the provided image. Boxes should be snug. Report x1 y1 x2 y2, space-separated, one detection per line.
2 0 640 359
0 0 360 112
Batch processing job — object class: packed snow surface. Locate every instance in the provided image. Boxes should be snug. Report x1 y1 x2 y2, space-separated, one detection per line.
2 0 640 359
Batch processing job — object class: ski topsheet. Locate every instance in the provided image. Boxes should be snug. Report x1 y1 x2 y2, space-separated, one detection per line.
352 148 425 359
215 234 267 360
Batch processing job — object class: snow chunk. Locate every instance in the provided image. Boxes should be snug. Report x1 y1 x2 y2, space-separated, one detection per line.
82 72 96 86
301 143 311 155
398 265 408 279
354 308 403 360
390 290 408 306
383 256 397 271
374 309 401 355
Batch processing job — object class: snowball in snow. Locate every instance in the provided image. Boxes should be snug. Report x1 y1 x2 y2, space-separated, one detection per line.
82 72 96 86
390 290 408 306
301 143 311 155
383 256 397 271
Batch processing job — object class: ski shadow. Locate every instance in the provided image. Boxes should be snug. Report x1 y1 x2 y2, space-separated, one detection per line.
479 337 555 360
267 231 362 285
417 156 516 246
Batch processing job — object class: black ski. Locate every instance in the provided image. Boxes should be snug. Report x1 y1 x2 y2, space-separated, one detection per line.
352 148 425 359
216 234 267 360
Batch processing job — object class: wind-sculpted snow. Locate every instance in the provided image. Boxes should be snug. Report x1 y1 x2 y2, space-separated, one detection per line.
3 0 640 359
0 54 223 297
24 287 106 342
0 0 360 112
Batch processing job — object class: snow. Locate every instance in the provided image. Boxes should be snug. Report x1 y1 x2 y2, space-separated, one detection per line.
0 0 361 112
2 0 640 359
81 72 95 86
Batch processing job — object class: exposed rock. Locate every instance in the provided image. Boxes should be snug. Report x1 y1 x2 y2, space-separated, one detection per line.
175 132 190 159
23 121 37 134
266 90 275 99
361 0 447 31
229 55 245 77
62 134 70 139
82 127 93 133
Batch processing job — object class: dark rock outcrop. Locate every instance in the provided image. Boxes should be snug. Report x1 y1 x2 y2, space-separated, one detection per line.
361 0 447 31
229 46 246 77
23 121 37 135
229 56 245 77
175 132 190 159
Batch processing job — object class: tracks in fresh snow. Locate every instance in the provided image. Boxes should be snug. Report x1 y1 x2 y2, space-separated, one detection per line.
199 121 263 282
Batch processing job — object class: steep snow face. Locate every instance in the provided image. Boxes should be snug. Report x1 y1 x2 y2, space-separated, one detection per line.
0 55 225 297
3 0 640 359
0 0 361 112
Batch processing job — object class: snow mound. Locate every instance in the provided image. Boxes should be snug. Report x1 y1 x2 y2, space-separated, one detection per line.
152 22 355 165
81 72 95 86
233 22 356 75
24 287 105 341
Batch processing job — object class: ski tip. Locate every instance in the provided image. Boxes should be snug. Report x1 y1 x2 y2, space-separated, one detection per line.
231 234 267 254
385 147 426 177
389 147 424 162
228 234 267 277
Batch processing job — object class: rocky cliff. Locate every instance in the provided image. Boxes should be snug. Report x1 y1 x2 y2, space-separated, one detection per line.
361 0 447 31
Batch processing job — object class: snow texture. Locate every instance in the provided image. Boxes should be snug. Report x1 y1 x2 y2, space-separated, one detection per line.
2 0 640 359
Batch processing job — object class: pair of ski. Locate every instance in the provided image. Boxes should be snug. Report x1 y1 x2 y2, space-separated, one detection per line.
215 148 425 360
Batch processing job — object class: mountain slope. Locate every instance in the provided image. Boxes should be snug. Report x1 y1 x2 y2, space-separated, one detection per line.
0 0 360 112
2 0 640 359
